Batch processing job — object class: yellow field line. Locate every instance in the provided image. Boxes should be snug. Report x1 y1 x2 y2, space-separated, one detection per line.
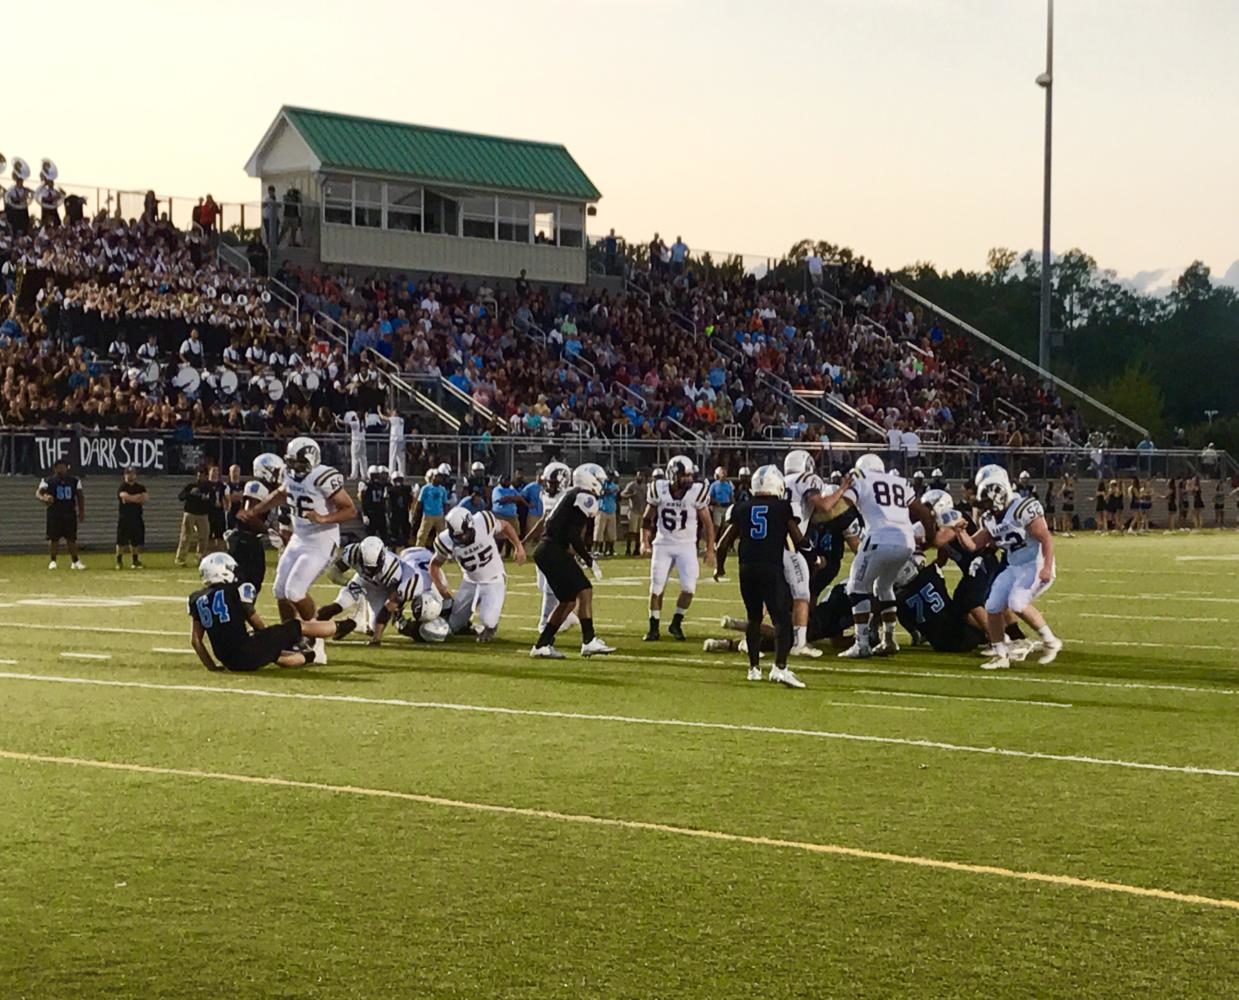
3 749 1236 912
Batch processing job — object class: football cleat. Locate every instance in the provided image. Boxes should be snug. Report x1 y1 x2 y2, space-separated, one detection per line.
769 666 806 689
643 628 660 642
980 654 1011 670
48 560 57 570
530 645 565 659
703 638 735 653
71 560 85 571
837 643 871 659
746 665 763 681
790 643 823 658
1037 637 1064 665
874 635 900 657
1007 639 1035 663
476 626 496 644
720 616 747 632
312 637 327 665
668 620 686 641
737 638 761 657
581 637 616 657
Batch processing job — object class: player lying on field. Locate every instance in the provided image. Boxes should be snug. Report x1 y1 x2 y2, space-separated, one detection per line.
315 537 448 646
188 552 356 672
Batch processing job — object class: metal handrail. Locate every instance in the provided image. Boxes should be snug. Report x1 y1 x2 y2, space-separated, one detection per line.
755 370 860 442
611 380 647 413
894 280 1149 436
439 375 503 429
266 275 300 326
364 348 460 432
215 241 251 277
313 310 350 354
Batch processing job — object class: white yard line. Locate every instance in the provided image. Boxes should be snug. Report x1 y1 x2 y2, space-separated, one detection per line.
2 748 1236 912
0 659 16 666
151 647 197 655
0 621 182 637
1078 613 1230 624
59 652 111 661
1047 593 1239 604
0 671 1233 779
854 689 1071 709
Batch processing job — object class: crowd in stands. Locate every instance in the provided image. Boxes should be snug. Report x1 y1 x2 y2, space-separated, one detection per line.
2 175 1090 449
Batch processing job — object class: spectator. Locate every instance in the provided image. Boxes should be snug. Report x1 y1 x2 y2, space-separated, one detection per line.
174 466 214 566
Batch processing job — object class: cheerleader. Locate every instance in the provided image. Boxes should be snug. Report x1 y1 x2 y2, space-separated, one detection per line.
1166 477 1178 532
1189 475 1204 530
1094 479 1108 533
1214 480 1227 528
1043 478 1057 531
1058 474 1075 536
1139 478 1153 533
1105 480 1124 533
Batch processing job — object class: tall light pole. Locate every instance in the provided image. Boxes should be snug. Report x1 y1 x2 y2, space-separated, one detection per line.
1036 0 1054 377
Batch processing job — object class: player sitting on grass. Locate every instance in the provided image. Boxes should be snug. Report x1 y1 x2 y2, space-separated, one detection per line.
707 582 856 656
188 552 355 672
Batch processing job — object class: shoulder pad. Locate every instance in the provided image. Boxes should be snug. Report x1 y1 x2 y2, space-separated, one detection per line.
1014 498 1045 526
482 511 496 534
575 492 599 515
238 582 257 605
244 480 269 500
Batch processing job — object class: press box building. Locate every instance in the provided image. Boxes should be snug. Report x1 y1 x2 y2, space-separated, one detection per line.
245 106 601 284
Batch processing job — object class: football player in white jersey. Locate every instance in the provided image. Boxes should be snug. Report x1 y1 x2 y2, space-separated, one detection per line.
822 453 937 658
641 455 715 641
955 471 1062 669
781 448 836 657
317 536 445 646
242 436 357 626
433 507 524 642
523 461 578 633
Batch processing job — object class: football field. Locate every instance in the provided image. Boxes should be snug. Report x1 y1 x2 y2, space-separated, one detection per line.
1 532 1237 999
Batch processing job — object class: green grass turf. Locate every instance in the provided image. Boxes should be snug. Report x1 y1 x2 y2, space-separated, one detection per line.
0 533 1237 998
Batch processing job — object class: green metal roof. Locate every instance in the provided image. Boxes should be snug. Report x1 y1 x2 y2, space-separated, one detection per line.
281 106 600 202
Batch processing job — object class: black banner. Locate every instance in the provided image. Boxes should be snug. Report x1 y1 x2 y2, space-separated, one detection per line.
31 430 169 474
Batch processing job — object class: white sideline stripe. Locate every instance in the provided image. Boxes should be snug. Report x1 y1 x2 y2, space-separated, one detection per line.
1176 555 1239 562
0 659 15 665
128 595 189 603
151 647 197 655
1049 593 1239 605
854 689 1071 710
59 652 111 661
1079 613 1230 624
2 749 1236 913
0 621 182 637
0 671 1234 779
639 652 1239 697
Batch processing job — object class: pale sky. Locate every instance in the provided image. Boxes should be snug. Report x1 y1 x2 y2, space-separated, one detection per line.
7 0 1237 281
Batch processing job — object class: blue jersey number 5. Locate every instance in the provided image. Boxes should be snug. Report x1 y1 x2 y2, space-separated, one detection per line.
750 505 768 540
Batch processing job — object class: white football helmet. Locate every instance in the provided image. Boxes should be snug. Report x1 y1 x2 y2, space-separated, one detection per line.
366 464 380 479
666 455 694 483
437 462 452 476
920 488 954 520
418 617 450 642
975 464 1011 488
751 465 786 497
931 468 944 479
284 436 321 474
573 462 606 496
784 449 814 476
541 461 571 495
412 590 443 622
199 551 238 585
377 465 390 480
252 452 284 487
978 477 1012 512
854 453 885 474
738 466 751 478
445 507 475 542
651 466 666 481
470 461 485 475
1018 470 1031 482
